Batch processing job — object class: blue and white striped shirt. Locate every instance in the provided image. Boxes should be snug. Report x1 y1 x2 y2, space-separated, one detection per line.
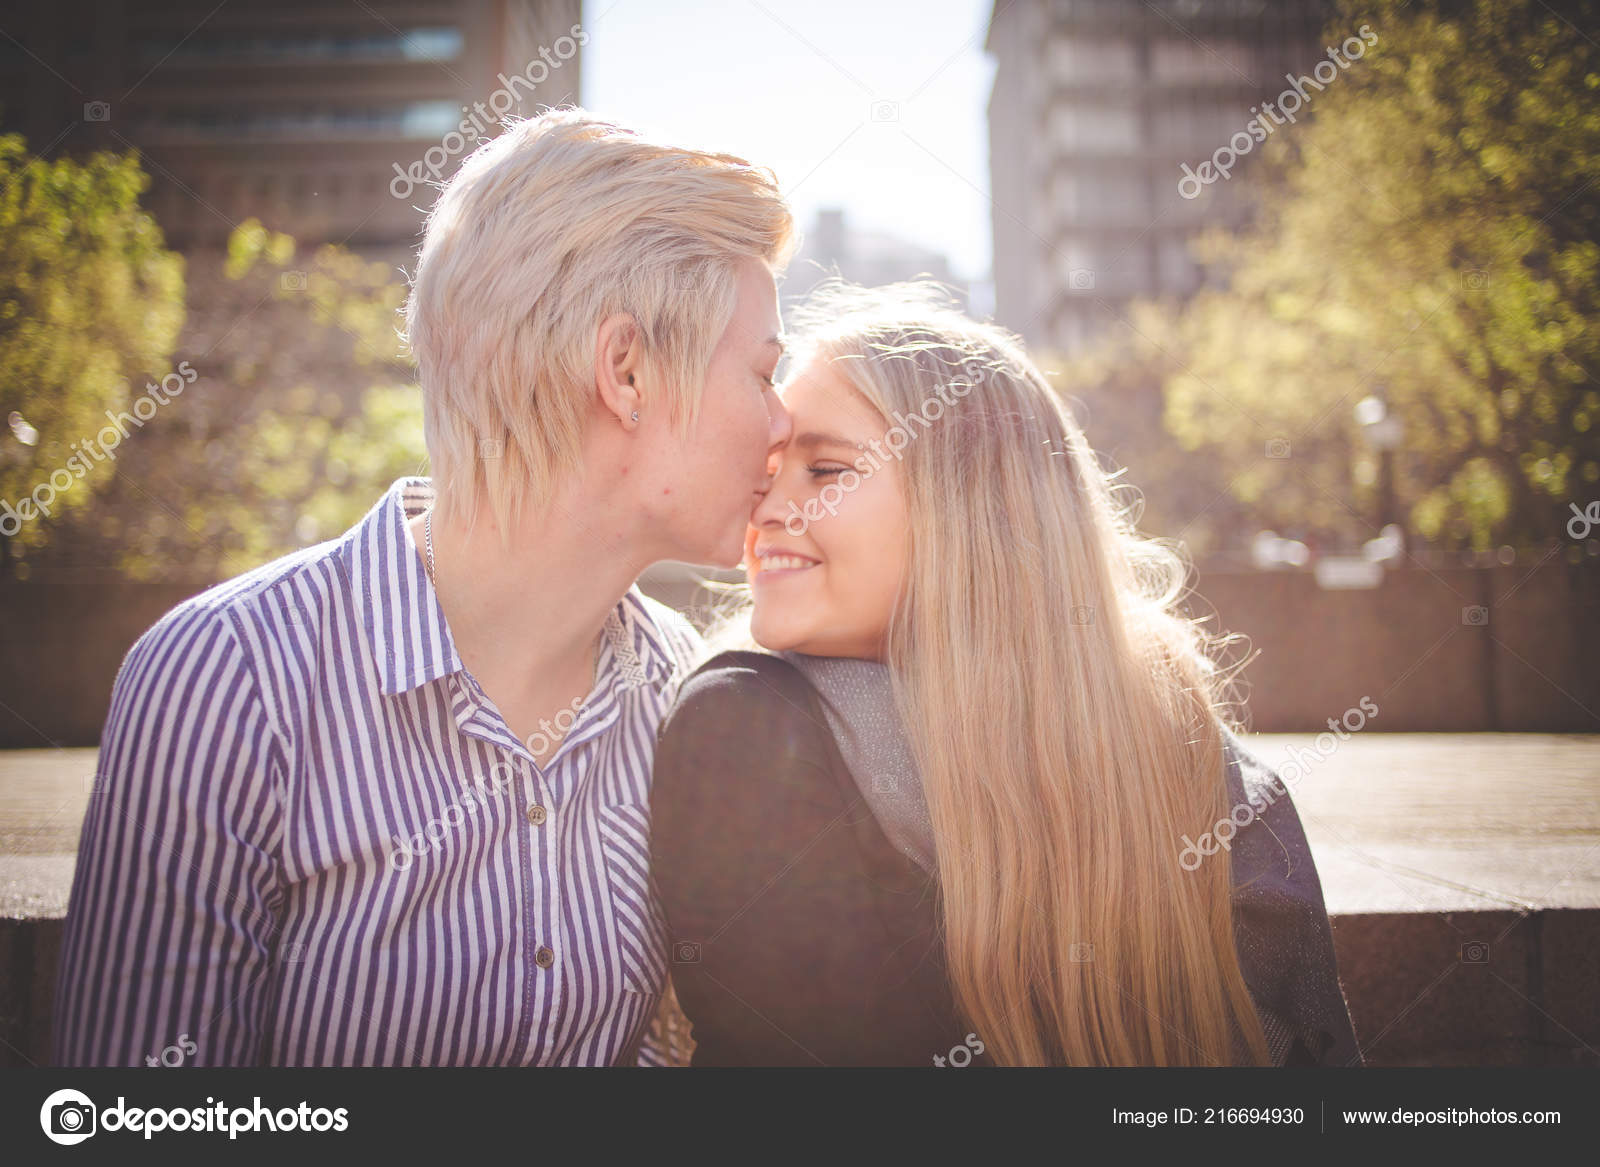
54 477 703 1066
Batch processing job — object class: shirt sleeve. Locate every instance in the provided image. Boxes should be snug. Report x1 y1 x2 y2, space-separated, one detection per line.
52 601 287 1067
1224 732 1364 1068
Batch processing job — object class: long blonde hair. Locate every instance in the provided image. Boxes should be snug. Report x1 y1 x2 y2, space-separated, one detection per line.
750 281 1270 1066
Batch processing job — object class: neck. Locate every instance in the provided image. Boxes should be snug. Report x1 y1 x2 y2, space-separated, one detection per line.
410 468 655 709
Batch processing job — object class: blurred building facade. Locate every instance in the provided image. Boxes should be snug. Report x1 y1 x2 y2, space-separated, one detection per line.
0 0 583 249
986 0 1335 355
783 207 966 311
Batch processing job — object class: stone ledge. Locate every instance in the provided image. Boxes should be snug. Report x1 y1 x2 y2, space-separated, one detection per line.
5 910 1595 1067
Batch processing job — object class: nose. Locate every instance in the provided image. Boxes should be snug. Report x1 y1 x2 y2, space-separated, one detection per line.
750 485 789 532
750 452 792 530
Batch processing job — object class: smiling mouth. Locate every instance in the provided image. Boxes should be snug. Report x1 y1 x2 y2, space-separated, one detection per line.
750 547 821 579
757 555 817 574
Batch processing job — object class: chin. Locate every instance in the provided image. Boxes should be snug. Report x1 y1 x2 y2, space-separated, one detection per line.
710 535 749 570
677 528 747 570
748 611 800 653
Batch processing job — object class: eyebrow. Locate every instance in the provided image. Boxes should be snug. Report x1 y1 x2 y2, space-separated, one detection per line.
791 430 867 451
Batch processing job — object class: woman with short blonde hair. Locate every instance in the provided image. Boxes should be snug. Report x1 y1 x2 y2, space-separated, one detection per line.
54 108 798 1069
404 108 795 537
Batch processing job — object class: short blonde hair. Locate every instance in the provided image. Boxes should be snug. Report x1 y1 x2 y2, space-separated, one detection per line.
402 108 795 532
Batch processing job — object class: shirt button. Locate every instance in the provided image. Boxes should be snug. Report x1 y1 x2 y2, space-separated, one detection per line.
535 945 555 969
525 804 548 826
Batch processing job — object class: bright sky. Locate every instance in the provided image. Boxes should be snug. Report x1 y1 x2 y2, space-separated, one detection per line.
582 0 997 281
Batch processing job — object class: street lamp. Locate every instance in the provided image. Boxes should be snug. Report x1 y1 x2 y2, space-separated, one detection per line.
1356 388 1404 553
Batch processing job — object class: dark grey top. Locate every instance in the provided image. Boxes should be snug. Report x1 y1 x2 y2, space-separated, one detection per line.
777 648 1364 1068
651 649 1363 1066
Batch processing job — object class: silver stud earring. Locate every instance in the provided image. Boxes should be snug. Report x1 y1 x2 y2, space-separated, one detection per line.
630 410 639 422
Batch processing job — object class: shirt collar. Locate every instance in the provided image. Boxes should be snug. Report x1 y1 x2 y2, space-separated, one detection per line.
340 477 679 697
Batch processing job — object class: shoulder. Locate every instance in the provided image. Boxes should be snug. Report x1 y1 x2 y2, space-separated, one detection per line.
663 649 819 729
655 650 836 774
113 541 346 735
626 588 708 678
1222 731 1293 818
651 650 845 829
154 538 347 647
1219 729 1334 915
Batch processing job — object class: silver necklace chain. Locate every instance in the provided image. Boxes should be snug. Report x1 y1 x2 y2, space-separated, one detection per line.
424 509 436 585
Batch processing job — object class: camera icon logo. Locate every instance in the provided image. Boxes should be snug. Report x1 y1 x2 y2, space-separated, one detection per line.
83 101 110 122
40 1088 97 1145
1460 940 1489 964
1461 270 1490 290
1068 268 1095 291
1461 605 1489 626
1265 437 1292 460
280 271 308 292
672 940 702 963
1069 941 1095 962
1069 605 1096 626
870 100 900 122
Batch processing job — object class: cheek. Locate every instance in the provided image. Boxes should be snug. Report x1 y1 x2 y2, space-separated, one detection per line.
818 482 907 610
704 380 768 470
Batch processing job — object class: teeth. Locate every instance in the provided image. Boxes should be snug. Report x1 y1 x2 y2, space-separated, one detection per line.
761 555 816 572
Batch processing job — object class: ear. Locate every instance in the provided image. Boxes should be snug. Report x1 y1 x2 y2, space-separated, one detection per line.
594 312 643 430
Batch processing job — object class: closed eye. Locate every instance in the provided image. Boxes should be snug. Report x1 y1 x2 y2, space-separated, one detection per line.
807 464 846 479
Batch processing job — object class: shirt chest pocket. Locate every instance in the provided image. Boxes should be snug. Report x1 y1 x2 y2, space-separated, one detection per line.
596 801 668 997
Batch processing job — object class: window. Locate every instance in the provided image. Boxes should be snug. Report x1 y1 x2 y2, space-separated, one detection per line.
1047 36 1138 82
135 27 465 65
1149 38 1257 83
144 101 461 140
1050 104 1140 151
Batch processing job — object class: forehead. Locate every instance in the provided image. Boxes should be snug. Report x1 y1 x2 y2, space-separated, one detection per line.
780 358 882 433
722 258 781 344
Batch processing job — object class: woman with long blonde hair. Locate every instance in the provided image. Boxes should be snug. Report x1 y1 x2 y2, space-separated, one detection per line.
648 281 1359 1067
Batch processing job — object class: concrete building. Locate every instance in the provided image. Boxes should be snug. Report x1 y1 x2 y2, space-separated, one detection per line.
986 0 1335 356
0 0 583 249
783 207 966 311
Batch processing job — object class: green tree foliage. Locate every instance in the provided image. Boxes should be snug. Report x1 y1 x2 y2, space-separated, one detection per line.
1039 300 1259 562
0 135 185 565
1161 0 1599 551
35 218 425 581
